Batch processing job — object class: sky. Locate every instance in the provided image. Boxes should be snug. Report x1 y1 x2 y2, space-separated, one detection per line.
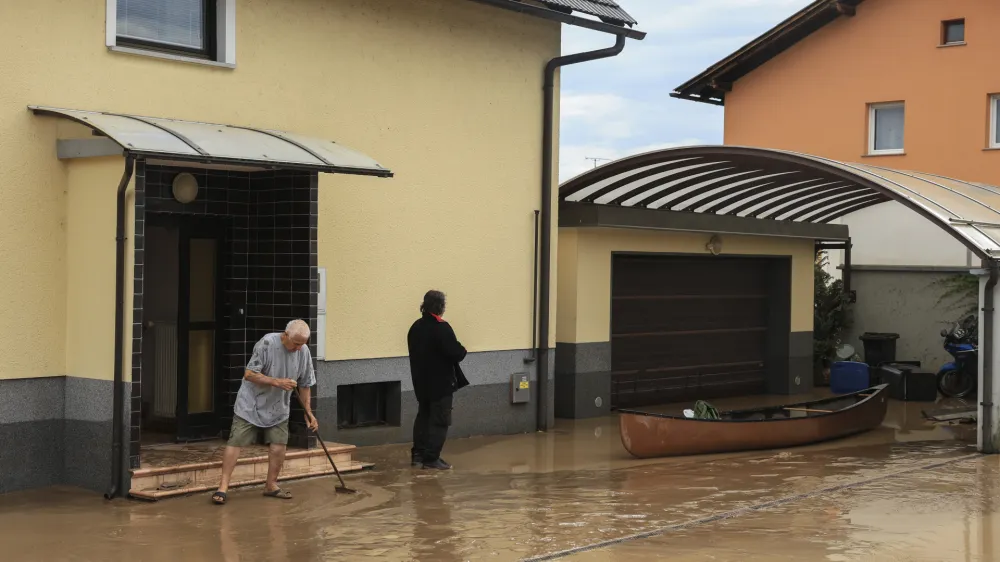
558 0 813 182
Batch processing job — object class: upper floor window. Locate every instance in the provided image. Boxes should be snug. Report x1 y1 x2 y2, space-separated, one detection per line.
106 0 236 67
942 19 966 46
868 102 905 155
117 0 215 58
989 95 1000 149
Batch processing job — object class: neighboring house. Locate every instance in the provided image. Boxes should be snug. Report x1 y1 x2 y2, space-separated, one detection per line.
0 0 644 495
671 0 998 369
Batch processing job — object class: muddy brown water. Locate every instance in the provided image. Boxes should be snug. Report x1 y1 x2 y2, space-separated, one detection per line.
0 396 989 561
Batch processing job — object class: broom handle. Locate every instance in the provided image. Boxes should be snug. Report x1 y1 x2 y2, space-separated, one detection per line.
293 388 349 489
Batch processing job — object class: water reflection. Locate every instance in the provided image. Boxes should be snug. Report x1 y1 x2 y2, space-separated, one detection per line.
411 476 458 562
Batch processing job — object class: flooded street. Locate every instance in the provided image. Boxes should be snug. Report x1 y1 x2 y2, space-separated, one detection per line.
0 397 991 561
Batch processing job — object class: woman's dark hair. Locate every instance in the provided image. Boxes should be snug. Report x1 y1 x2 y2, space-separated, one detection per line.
420 290 446 315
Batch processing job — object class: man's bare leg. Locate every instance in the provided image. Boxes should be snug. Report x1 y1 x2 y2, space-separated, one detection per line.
218 446 242 494
265 443 287 492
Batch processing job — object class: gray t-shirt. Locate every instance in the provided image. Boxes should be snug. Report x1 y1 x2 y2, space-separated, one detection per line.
233 333 316 428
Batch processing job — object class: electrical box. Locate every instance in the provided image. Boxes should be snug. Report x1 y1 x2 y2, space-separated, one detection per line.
511 373 530 404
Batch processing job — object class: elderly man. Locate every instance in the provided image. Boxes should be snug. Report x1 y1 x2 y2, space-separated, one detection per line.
212 320 318 505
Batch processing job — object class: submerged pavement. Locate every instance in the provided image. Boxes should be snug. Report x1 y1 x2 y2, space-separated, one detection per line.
0 396 991 561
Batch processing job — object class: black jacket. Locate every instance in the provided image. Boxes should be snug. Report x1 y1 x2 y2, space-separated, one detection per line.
407 313 469 403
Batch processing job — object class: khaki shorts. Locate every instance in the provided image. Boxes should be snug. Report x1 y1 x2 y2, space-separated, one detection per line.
227 415 289 447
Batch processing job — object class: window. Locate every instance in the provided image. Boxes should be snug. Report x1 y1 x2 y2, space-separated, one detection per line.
942 19 966 45
868 102 905 155
337 382 402 429
106 0 236 66
990 95 1000 149
116 0 214 57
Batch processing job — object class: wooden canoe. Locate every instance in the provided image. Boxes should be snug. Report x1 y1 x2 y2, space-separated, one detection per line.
618 384 889 458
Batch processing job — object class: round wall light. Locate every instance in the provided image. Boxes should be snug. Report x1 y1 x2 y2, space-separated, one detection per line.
172 173 199 204
706 234 723 256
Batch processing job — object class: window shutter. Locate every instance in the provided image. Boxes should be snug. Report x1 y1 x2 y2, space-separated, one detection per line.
117 0 206 50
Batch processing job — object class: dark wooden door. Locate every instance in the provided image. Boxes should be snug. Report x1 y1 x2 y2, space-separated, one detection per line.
611 254 775 408
176 218 225 441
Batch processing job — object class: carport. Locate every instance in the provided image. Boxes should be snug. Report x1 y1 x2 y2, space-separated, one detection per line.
553 145 1000 453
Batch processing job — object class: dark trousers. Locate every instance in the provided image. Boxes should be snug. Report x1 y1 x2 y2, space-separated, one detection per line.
411 394 453 463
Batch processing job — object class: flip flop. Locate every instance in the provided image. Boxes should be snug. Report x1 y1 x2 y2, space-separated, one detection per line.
211 491 227 505
262 488 292 499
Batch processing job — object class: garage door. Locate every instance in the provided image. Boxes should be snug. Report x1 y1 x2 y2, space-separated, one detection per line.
611 254 776 409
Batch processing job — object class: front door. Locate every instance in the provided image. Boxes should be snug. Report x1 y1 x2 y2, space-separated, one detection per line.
177 218 225 441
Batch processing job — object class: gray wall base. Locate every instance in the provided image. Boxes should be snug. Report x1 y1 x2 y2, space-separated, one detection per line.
315 349 543 448
0 377 115 495
769 331 814 395
554 342 611 419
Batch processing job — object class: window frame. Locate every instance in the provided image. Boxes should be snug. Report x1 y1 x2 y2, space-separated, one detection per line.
989 95 1000 149
867 102 906 156
106 0 237 68
941 19 966 46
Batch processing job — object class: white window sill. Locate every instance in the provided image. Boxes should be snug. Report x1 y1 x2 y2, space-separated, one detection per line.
863 151 905 157
984 147 1000 151
109 45 236 69
938 42 967 48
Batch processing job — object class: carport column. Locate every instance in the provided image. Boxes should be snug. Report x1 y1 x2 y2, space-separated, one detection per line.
978 264 1000 453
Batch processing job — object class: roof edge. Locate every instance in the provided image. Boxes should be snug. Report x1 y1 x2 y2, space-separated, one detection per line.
671 0 863 105
466 0 646 39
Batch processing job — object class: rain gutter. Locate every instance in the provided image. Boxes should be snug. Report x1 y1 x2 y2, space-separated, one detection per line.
537 30 638 432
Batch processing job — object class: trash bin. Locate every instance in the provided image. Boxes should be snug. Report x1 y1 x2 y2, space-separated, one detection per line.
860 332 899 368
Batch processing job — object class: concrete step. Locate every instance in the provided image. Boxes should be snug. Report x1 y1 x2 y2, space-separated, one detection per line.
129 444 372 501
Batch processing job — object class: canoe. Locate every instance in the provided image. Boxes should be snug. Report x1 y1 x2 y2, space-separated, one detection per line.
618 384 889 458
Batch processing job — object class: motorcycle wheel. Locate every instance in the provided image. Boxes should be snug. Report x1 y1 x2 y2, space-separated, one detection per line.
937 367 976 398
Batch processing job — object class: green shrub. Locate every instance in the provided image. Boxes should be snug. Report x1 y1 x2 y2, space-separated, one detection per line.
814 252 853 368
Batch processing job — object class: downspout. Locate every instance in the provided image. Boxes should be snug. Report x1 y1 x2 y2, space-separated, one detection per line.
104 155 136 500
537 34 628 431
983 259 998 453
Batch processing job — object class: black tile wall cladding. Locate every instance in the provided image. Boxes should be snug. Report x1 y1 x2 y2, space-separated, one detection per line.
129 162 318 468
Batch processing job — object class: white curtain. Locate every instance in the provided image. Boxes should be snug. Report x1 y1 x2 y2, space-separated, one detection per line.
874 105 905 151
117 0 206 50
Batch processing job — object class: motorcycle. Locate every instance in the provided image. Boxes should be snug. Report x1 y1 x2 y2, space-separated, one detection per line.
936 314 979 398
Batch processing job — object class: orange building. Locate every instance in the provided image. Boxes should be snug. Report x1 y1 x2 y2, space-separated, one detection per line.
673 0 1000 369
675 0 1000 185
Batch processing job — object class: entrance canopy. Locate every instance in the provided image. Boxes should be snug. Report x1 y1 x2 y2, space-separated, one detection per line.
560 146 1000 259
29 106 392 177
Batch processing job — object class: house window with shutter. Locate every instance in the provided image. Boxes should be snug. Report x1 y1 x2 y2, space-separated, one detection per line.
106 0 236 66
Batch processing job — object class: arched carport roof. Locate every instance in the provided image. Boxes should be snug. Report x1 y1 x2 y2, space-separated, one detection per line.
559 146 1000 260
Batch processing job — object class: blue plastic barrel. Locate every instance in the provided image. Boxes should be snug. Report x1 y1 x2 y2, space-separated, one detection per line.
830 361 870 394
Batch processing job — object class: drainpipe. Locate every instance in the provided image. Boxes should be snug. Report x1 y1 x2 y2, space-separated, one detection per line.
983 259 998 453
105 155 136 500
537 34 628 432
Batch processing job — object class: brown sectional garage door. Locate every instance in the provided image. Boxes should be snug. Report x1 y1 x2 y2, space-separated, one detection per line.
611 254 774 409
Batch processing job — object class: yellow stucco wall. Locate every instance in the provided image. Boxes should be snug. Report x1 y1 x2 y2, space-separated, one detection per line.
0 0 560 379
556 228 815 344
64 157 134 381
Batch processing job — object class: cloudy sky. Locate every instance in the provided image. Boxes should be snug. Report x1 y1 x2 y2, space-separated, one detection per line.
558 0 812 181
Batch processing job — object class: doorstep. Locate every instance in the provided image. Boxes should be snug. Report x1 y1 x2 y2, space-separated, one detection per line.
129 444 373 501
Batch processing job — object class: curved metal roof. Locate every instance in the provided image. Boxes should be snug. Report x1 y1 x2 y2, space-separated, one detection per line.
29 106 392 177
559 146 1000 259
